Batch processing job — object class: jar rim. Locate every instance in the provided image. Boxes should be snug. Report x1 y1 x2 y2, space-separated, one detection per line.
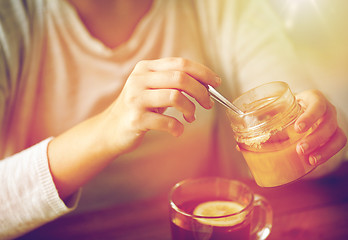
232 81 290 118
228 81 301 146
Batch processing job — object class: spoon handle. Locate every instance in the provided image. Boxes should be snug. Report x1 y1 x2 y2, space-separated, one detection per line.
208 85 244 115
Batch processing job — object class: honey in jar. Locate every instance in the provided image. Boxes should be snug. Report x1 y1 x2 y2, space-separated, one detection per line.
228 81 315 187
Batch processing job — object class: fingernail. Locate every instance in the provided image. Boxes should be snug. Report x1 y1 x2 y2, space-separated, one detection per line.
185 114 195 123
297 122 306 132
309 154 321 166
299 142 309 154
190 114 196 122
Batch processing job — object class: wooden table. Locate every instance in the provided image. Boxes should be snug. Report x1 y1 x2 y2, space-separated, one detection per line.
18 162 348 240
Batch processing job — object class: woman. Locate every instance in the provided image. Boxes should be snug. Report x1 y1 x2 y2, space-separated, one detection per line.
0 0 346 238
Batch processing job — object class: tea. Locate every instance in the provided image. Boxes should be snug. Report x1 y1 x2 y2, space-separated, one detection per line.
170 199 251 240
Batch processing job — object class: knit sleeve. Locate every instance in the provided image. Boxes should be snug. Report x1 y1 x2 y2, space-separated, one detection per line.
0 1 80 239
0 138 81 240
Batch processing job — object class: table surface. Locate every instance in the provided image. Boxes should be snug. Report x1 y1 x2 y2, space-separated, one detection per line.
18 162 348 240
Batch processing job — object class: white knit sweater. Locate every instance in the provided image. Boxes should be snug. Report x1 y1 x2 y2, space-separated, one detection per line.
1 0 336 239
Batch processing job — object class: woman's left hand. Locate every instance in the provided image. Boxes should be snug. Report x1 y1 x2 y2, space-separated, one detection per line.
295 90 347 166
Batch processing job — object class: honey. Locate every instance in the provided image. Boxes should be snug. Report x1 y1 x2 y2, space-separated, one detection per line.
228 82 315 187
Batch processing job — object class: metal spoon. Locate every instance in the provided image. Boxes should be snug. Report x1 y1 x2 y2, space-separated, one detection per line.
208 85 244 115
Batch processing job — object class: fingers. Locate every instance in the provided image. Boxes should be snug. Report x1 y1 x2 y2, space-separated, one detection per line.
295 90 347 166
303 128 347 166
137 57 221 88
295 90 328 133
296 101 337 155
121 57 220 139
136 71 214 109
141 89 196 123
139 112 185 137
130 58 221 110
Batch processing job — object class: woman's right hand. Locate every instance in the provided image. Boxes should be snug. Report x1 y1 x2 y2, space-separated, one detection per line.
47 58 221 199
99 57 221 156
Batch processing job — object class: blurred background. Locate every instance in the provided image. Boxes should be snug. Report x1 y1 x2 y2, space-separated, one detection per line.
268 0 348 119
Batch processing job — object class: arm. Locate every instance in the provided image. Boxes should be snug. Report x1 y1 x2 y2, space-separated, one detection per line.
47 58 221 200
0 139 80 240
1 56 220 236
0 2 81 239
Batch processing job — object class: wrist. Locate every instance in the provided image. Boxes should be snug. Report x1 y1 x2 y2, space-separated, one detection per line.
47 114 117 199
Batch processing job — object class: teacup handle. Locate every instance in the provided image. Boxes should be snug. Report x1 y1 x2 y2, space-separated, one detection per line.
250 194 273 240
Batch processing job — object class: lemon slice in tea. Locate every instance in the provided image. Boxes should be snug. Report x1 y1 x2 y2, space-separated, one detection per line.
193 201 246 227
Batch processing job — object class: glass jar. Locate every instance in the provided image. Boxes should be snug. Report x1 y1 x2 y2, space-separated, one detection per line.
228 81 315 187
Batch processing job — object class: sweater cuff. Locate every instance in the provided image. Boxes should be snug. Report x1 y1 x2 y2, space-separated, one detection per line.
34 137 81 215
